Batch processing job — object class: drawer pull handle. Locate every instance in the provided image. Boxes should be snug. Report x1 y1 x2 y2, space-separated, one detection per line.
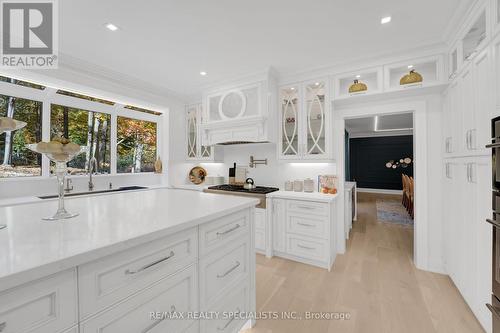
297 222 315 227
217 307 240 331
217 261 241 278
487 303 500 319
0 322 6 332
216 224 241 237
125 251 175 275
486 218 500 229
297 244 315 250
296 205 315 210
142 305 176 333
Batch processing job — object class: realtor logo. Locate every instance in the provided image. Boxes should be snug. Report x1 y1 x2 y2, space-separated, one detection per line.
0 0 58 68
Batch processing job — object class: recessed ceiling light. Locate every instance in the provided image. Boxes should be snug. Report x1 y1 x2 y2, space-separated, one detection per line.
314 82 320 86
200 71 207 76
290 87 295 90
356 75 361 78
105 23 119 31
381 16 392 24
408 65 414 69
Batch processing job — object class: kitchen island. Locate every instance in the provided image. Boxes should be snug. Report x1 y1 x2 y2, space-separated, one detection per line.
0 188 258 333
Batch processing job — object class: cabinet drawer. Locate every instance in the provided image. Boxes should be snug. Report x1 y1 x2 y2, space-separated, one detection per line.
0 269 77 333
80 265 197 333
255 229 265 252
79 228 197 319
286 200 329 216
286 234 328 262
200 282 249 333
199 209 250 254
287 213 329 239
200 237 249 308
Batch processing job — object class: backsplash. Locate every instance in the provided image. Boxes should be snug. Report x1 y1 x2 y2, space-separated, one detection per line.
169 143 337 191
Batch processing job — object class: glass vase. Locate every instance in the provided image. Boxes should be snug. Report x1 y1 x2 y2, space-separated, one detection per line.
43 161 79 221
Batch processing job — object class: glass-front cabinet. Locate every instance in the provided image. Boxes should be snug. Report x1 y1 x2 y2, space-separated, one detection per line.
186 103 214 160
279 79 331 160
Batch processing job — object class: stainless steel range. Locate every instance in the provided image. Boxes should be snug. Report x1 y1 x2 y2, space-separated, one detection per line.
203 184 279 209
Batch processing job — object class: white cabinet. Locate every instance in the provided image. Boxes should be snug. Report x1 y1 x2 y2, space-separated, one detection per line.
278 79 331 160
333 67 383 99
443 157 492 331
254 208 266 254
269 195 336 270
0 269 78 333
80 265 198 333
443 48 493 157
201 71 277 145
186 103 220 161
0 208 256 333
384 55 444 91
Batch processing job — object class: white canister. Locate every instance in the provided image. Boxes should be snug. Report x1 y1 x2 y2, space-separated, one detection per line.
304 178 314 192
284 181 293 191
293 180 303 192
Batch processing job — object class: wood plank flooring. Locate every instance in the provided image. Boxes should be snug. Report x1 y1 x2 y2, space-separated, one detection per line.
243 193 485 333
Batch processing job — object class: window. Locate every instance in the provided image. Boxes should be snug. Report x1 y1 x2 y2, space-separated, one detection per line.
117 116 157 173
0 76 45 90
0 94 42 177
56 90 114 106
51 104 111 175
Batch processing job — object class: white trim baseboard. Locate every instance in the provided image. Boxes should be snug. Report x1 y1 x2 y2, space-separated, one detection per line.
356 188 403 195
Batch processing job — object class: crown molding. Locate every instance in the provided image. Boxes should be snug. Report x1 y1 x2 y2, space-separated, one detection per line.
279 42 447 85
57 52 189 103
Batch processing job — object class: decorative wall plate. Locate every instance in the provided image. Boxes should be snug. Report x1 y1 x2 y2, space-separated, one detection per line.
189 166 207 184
400 70 423 85
348 79 368 93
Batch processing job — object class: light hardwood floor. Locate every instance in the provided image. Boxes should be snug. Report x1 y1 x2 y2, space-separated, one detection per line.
244 193 485 333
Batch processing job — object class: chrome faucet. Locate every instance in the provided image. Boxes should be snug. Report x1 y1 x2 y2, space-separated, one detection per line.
88 157 98 191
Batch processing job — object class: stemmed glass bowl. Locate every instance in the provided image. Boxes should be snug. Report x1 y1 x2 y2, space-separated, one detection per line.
27 142 87 221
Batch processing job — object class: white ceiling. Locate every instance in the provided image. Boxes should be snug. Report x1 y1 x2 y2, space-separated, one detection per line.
346 113 413 136
59 0 472 98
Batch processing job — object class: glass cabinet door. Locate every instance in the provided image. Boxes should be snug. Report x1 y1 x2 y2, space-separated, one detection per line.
280 86 300 157
305 81 326 156
198 105 211 159
186 106 197 158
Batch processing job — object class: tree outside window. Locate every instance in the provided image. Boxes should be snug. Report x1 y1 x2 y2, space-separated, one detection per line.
0 93 42 178
117 117 157 173
51 104 111 175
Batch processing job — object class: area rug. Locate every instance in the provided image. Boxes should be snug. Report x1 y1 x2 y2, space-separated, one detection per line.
376 199 414 226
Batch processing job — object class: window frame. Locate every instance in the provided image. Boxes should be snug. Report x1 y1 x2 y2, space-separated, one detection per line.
0 79 163 180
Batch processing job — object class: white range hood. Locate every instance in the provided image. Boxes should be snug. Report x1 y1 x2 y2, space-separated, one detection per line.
200 70 277 146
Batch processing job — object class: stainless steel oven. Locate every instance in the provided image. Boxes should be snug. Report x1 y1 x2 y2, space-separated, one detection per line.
487 117 500 331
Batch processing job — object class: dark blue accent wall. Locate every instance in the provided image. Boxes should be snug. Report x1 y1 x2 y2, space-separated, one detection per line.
348 135 413 190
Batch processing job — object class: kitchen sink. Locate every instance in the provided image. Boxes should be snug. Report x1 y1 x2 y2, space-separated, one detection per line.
38 186 148 199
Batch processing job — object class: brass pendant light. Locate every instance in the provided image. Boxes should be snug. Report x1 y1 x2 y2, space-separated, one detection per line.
348 79 368 93
400 69 423 85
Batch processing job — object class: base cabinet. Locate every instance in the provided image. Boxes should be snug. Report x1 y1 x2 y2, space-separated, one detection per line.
269 196 336 270
443 156 491 331
0 208 256 333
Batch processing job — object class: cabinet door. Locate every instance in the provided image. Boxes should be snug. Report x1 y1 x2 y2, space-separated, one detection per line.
198 104 212 159
186 105 198 159
462 160 476 307
272 199 286 253
443 89 452 155
304 81 328 159
472 49 493 155
459 65 474 154
279 86 301 159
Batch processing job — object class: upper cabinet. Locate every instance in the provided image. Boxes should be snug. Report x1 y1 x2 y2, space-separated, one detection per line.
200 70 277 146
279 79 331 160
384 55 444 91
186 103 220 161
334 67 383 99
462 10 488 62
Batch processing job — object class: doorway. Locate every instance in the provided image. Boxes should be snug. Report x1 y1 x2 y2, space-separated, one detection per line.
334 101 429 270
345 113 415 244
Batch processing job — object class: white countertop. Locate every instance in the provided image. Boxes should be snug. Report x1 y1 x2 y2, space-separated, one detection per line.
267 190 338 202
0 188 258 291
